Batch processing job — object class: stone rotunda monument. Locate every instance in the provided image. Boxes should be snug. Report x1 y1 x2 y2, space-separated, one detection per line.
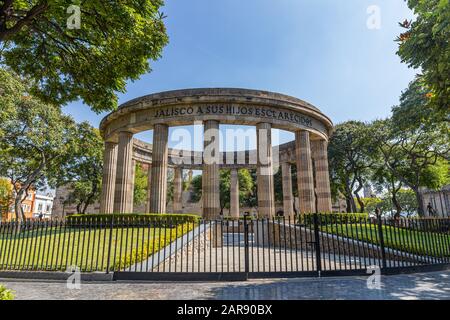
99 88 333 219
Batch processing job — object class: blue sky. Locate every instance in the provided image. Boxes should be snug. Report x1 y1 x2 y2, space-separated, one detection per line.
63 0 416 150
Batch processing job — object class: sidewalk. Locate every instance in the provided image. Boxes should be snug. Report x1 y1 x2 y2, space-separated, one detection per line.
1 271 449 300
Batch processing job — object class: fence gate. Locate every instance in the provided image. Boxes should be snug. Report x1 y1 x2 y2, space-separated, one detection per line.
113 214 450 281
114 216 320 281
1 215 449 280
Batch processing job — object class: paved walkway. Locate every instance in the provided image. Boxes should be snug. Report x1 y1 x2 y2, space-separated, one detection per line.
1 271 449 300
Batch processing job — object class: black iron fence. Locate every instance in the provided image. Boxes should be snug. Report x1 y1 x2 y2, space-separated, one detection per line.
0 215 449 279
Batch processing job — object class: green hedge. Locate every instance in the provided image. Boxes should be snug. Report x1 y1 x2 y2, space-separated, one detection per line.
0 285 14 300
297 213 369 225
66 213 201 227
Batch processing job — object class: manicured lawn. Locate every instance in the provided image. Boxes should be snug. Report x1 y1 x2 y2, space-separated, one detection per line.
321 224 450 258
0 223 195 272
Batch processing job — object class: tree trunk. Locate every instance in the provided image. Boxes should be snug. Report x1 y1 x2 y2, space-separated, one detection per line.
81 201 89 214
344 184 356 213
392 191 402 219
76 202 82 214
14 189 26 221
413 187 424 216
354 191 365 213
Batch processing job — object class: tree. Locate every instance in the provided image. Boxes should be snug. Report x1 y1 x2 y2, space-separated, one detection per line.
0 177 13 219
371 160 404 218
58 122 103 214
396 189 418 217
273 164 298 203
134 163 148 207
242 169 258 210
190 169 254 214
397 0 450 114
371 118 449 216
357 197 382 214
369 79 449 216
189 174 202 203
0 69 77 220
391 77 445 129
328 121 378 213
0 0 168 113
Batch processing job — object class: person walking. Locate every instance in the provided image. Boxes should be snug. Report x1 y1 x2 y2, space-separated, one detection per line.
427 202 435 216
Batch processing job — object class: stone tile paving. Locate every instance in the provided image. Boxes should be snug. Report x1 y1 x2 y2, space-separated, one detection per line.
1 271 449 300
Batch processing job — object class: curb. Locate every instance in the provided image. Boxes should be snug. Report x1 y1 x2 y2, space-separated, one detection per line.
0 271 114 281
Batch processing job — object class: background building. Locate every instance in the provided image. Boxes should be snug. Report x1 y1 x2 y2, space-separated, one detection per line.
2 189 35 220
420 185 450 217
33 194 54 219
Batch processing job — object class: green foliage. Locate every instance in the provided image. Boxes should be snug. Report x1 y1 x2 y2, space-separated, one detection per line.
273 165 298 203
371 91 449 215
242 169 258 209
133 163 148 206
372 189 419 217
189 174 202 203
0 68 77 220
357 198 382 214
0 285 14 300
328 121 377 213
190 169 254 212
66 213 201 224
419 159 449 190
59 122 104 214
0 178 12 219
0 219 196 272
397 0 450 113
322 223 450 258
112 222 196 271
0 0 169 113
391 76 443 130
298 213 369 225
395 189 419 216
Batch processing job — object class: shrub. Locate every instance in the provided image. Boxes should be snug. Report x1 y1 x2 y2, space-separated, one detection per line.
297 213 369 225
0 285 14 300
66 213 201 227
111 222 196 270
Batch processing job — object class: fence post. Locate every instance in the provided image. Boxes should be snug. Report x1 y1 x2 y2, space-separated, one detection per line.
244 213 250 278
377 217 387 269
105 216 114 274
313 213 322 275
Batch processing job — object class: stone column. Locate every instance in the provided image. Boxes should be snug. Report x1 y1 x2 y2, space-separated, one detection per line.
202 120 221 219
113 131 134 213
257 123 275 218
311 139 333 212
230 168 239 218
295 130 315 213
173 167 183 213
99 142 118 214
145 163 152 213
149 124 169 213
281 162 294 219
